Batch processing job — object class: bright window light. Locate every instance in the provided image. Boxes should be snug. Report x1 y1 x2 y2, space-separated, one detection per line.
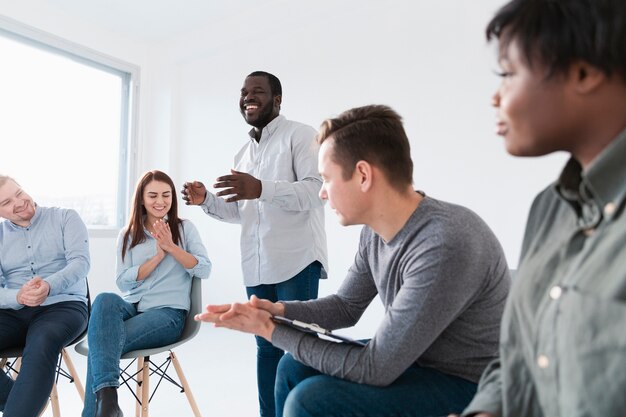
0 29 135 230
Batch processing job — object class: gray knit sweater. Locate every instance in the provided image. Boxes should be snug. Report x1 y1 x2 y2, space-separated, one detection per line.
271 196 510 386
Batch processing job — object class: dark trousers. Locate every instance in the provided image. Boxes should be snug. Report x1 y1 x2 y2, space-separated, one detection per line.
276 353 478 417
246 261 322 417
0 301 87 417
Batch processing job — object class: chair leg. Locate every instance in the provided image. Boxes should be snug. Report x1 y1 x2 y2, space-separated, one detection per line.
135 358 143 417
12 357 21 379
4 350 83 417
49 382 61 417
61 348 85 401
169 351 201 417
140 356 150 417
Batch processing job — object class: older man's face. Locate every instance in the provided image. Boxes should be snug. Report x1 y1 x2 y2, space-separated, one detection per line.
0 179 36 226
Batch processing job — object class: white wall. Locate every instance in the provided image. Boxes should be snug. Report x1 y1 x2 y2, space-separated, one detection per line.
159 0 568 312
1 1 569 416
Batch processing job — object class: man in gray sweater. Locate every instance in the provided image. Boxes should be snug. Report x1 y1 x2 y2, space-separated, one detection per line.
196 105 511 417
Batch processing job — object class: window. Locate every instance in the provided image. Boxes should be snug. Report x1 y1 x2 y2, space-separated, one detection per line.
0 17 138 232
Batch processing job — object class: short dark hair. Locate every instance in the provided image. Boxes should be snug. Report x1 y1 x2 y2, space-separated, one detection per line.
486 0 626 80
317 105 413 192
247 71 282 97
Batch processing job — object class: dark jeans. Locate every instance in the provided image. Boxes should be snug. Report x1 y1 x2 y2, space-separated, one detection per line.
0 301 87 417
246 261 321 417
81 293 186 417
275 353 478 417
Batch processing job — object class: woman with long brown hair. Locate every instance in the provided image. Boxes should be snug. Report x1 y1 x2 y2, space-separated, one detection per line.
81 170 211 417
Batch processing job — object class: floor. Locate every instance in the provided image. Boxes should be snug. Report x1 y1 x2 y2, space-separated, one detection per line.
42 327 259 417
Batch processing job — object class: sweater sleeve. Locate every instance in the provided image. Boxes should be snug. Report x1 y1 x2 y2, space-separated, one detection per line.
273 205 507 386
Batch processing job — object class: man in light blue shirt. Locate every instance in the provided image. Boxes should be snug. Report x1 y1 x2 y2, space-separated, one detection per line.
0 175 90 417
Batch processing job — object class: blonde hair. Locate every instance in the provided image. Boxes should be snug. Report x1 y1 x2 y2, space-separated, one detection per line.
0 175 17 188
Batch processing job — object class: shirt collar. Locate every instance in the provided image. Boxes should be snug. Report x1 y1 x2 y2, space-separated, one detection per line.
247 114 285 143
556 127 626 226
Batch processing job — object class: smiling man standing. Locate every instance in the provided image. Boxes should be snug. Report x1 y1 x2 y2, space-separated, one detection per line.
183 71 328 417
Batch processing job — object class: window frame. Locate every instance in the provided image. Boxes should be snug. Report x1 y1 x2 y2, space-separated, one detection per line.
0 15 139 237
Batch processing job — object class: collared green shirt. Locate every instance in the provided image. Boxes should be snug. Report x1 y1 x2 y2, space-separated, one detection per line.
463 127 626 417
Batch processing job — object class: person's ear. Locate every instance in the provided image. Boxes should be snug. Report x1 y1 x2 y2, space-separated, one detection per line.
355 161 373 192
571 61 605 94
274 94 282 111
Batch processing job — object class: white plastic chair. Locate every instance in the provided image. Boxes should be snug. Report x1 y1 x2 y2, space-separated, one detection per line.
75 277 203 417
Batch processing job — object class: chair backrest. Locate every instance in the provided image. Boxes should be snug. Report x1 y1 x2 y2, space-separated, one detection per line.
180 276 202 342
119 277 202 359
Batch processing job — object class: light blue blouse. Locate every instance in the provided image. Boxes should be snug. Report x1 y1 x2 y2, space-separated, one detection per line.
116 219 211 312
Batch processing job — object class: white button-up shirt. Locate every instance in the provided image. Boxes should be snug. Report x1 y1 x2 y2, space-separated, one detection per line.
201 115 328 286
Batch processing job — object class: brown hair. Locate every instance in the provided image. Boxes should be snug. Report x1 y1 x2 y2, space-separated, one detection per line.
317 105 413 192
121 170 182 260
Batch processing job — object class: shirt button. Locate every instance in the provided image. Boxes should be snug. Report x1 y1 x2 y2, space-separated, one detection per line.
604 202 616 217
549 286 562 300
537 355 549 368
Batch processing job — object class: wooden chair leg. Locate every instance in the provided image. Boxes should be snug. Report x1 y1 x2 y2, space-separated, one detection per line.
49 382 61 417
169 351 201 417
61 348 85 401
135 357 143 417
140 356 150 417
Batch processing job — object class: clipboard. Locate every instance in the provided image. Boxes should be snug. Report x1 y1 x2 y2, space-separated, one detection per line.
272 316 367 347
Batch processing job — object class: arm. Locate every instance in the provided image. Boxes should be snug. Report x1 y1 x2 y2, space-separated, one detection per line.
281 244 378 329
275 227 498 386
459 193 551 417
0 263 21 309
179 220 211 279
43 209 90 296
152 219 198 269
212 126 324 212
195 295 283 341
116 230 147 291
136 247 166 281
182 180 241 224
459 359 503 417
16 277 50 306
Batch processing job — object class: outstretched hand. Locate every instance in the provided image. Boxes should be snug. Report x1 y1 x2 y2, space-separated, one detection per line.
194 295 280 341
213 169 262 203
181 181 207 205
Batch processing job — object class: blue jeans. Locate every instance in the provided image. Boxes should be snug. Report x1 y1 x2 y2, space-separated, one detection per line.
81 293 186 417
276 353 478 417
246 261 321 417
0 301 87 417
